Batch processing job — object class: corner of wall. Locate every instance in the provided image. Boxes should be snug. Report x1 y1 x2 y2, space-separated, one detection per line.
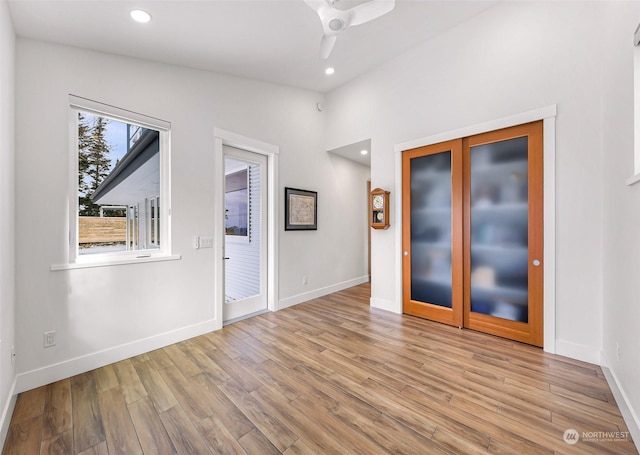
15 318 217 394
370 297 401 314
0 378 16 450
601 352 640 450
0 0 17 451
554 339 602 366
279 276 370 310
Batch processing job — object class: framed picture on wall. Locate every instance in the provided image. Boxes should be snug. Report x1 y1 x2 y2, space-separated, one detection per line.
285 187 317 231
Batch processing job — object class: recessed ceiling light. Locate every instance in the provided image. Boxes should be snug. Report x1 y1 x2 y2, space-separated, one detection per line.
130 9 151 23
360 150 368 155
325 67 335 75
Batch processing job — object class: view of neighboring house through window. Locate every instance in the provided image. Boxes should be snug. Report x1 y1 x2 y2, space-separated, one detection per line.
225 163 249 237
77 112 161 255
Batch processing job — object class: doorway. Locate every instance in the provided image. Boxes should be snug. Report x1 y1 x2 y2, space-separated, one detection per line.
214 128 279 328
223 146 268 322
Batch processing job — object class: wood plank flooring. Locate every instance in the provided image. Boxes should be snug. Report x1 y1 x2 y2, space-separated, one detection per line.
3 283 637 454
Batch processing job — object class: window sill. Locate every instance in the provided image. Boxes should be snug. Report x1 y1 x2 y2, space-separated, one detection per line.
50 254 182 271
626 173 640 186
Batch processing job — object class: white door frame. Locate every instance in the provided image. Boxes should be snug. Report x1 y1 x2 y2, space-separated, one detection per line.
392 105 557 353
213 128 279 330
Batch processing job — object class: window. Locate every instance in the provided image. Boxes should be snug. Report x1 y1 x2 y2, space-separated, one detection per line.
225 160 249 238
69 96 171 264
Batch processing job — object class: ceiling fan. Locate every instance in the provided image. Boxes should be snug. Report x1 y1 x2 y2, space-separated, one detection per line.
305 0 396 59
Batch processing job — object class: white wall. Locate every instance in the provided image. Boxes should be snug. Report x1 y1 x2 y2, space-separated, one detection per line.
278 140 371 309
601 2 640 444
14 39 369 391
0 0 16 445
325 0 640 439
326 0 607 360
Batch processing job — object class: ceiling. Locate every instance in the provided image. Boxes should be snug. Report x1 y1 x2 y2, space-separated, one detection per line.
328 138 371 166
8 0 497 93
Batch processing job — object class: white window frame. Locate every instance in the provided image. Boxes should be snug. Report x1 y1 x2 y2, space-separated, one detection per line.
147 195 161 249
54 95 175 270
628 23 640 185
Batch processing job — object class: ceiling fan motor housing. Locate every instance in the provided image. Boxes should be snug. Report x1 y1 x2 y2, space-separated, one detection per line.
329 18 344 31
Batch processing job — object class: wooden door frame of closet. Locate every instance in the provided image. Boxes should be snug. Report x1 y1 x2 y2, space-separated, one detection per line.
401 138 463 328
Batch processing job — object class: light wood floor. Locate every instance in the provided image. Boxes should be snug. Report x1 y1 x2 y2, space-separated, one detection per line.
3 283 637 454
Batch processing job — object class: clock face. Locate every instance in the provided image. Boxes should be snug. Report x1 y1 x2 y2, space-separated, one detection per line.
373 195 384 209
376 211 384 221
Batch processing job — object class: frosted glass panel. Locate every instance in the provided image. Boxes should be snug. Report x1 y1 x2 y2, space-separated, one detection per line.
470 137 528 322
410 152 452 308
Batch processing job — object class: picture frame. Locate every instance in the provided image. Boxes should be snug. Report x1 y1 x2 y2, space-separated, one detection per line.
285 187 317 231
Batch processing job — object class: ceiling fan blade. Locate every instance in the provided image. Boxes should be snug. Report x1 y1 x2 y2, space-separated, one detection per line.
320 34 337 59
304 0 328 13
350 0 395 26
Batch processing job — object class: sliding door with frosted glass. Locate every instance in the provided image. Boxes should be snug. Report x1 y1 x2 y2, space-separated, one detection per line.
402 121 543 346
463 122 543 346
402 139 463 327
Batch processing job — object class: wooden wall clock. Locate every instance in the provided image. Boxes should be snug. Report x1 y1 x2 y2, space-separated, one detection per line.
370 188 390 230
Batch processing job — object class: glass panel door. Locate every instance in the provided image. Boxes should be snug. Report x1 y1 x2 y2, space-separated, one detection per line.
402 139 463 327
410 151 453 307
468 136 529 322
463 121 543 346
223 146 268 323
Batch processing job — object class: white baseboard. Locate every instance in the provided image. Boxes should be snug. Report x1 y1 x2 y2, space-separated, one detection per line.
0 377 17 452
16 318 218 394
555 339 601 365
278 276 370 310
601 352 640 450
370 296 401 314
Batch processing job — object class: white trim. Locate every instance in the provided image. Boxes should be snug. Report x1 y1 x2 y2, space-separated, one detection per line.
214 128 279 325
625 173 640 186
542 116 557 353
215 128 279 156
223 309 270 326
394 145 403 316
633 45 640 177
555 339 601 365
370 297 399 313
15 319 216 394
69 94 170 131
213 136 225 330
394 105 557 153
0 378 17 451
279 275 370 310
50 253 181 271
393 106 558 352
601 353 640 450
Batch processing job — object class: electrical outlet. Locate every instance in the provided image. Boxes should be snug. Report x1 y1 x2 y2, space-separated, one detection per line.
44 331 56 348
193 235 200 249
302 275 308 285
616 342 620 361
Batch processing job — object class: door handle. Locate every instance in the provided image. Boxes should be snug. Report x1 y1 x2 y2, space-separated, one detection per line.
224 257 230 260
